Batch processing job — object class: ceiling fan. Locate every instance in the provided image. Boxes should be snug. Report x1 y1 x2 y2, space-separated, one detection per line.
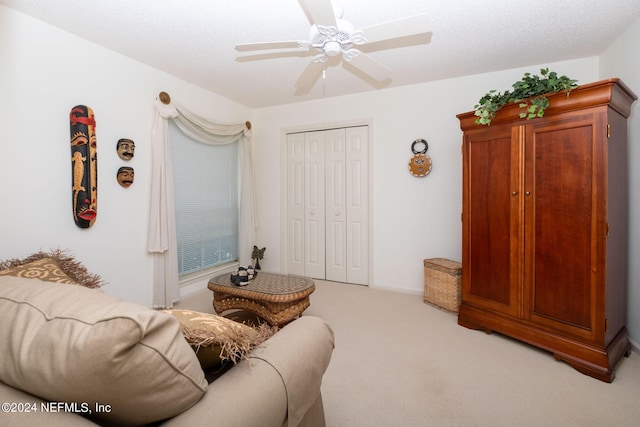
235 0 433 95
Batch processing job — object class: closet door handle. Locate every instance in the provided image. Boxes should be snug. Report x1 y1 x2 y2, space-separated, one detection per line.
335 211 340 216
310 210 316 215
511 191 518 196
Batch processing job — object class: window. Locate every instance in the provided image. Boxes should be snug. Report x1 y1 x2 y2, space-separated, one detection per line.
169 121 239 276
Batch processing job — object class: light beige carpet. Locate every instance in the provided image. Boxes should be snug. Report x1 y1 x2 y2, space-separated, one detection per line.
177 279 640 427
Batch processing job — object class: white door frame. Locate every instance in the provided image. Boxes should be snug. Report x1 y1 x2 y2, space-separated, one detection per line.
280 119 374 286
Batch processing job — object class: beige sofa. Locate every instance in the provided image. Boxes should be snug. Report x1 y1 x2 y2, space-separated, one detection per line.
0 275 334 426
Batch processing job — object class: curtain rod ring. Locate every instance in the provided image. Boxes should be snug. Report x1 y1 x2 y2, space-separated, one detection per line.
159 91 171 105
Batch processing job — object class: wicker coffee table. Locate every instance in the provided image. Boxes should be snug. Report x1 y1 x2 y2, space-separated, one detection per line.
207 272 315 326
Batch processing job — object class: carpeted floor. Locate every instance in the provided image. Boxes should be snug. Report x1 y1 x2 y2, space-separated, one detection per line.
177 279 640 427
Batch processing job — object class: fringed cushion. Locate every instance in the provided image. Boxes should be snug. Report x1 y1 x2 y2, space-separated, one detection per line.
163 309 277 369
0 249 105 288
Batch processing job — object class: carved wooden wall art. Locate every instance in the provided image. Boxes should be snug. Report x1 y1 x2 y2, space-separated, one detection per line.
69 105 98 228
117 138 135 160
117 166 134 188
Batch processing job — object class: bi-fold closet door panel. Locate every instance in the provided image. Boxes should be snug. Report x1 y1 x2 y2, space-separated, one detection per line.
286 126 368 284
344 126 368 285
325 129 347 282
286 130 326 279
303 131 326 279
286 132 305 276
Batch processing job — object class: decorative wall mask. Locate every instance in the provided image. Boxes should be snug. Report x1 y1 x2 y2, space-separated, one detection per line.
408 138 432 177
117 166 135 188
70 105 98 228
116 138 135 160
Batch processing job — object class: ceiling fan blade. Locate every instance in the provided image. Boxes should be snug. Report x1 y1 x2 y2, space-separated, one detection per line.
345 51 392 82
300 0 337 27
360 13 432 44
235 41 305 52
236 50 315 63
294 61 324 95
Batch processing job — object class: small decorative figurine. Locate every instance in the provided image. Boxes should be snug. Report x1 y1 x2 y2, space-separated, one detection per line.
70 105 98 228
117 166 135 188
229 265 257 286
116 138 135 160
251 246 266 270
408 138 432 177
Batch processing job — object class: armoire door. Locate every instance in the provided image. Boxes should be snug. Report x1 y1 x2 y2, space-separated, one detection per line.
523 112 604 342
286 126 369 284
462 125 522 317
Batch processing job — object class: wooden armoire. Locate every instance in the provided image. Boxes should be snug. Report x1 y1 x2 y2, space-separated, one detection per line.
457 79 636 382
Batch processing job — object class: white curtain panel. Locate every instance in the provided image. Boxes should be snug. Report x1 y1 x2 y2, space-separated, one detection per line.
148 98 255 308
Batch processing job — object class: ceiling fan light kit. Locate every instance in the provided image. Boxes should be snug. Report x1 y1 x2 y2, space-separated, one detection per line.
235 0 432 94
307 19 366 58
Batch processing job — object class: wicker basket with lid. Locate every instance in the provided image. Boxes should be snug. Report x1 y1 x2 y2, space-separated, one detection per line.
423 258 462 313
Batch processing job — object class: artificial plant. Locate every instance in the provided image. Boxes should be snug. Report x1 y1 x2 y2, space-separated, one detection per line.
474 68 578 126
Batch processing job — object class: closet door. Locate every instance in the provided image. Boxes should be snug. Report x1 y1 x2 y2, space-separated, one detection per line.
303 131 326 279
286 132 306 276
286 126 369 284
325 129 347 282
345 126 369 285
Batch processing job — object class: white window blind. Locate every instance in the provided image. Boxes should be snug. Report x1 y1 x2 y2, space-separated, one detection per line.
169 121 239 276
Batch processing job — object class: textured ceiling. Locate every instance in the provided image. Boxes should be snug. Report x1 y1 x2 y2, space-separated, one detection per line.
2 0 640 108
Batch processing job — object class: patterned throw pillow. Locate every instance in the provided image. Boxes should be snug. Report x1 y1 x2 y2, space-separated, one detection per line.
0 258 77 284
163 309 277 368
0 249 105 288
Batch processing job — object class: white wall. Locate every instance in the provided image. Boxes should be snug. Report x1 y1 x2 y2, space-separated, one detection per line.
253 51 640 347
3 4 637 348
252 58 599 294
600 15 640 349
0 6 251 306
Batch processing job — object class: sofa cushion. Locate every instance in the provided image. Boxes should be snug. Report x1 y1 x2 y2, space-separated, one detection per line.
0 249 105 288
0 276 207 426
163 309 276 368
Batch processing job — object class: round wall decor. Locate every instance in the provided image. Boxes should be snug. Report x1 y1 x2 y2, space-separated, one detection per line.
408 138 432 177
